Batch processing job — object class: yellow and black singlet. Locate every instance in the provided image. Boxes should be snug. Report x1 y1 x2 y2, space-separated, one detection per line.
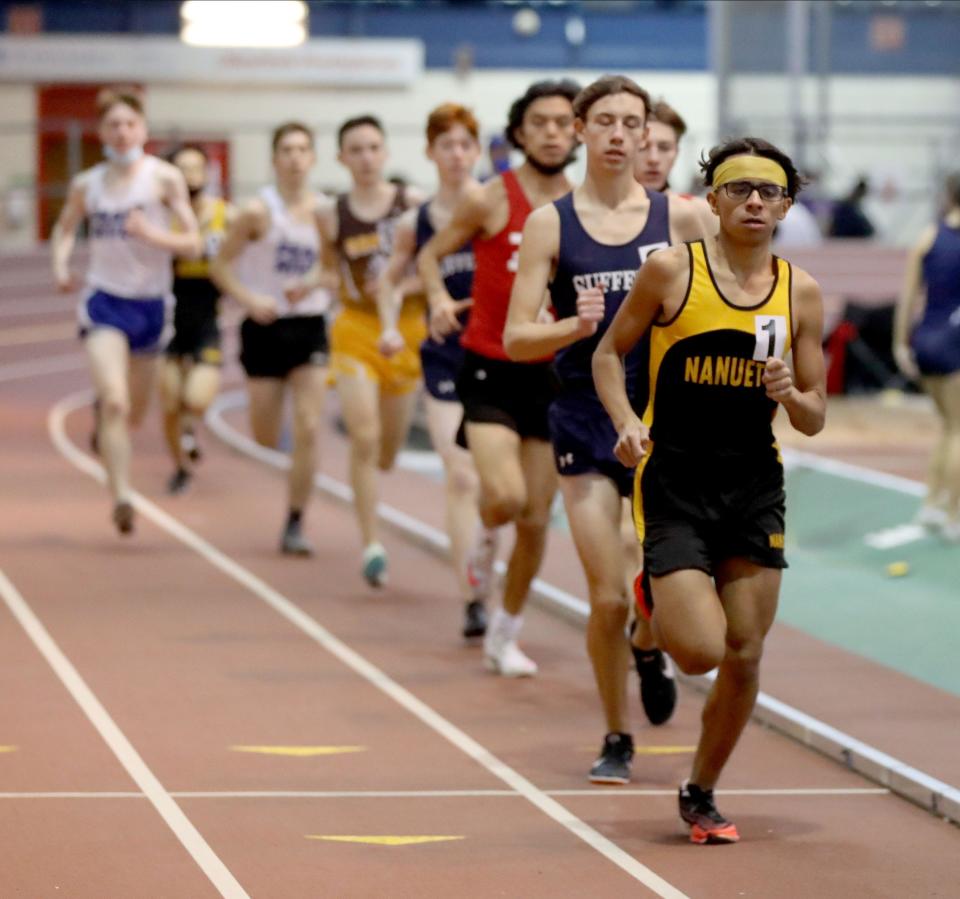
172 197 228 317
642 239 793 464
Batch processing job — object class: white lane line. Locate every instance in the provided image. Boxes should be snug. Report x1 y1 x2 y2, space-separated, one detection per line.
548 788 890 797
0 354 86 384
0 787 889 800
207 391 592 623
782 446 925 496
207 390 960 827
51 391 686 899
0 792 146 799
0 569 249 899
863 523 928 550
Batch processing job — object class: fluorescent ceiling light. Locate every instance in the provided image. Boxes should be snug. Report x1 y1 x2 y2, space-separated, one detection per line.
181 1 308 48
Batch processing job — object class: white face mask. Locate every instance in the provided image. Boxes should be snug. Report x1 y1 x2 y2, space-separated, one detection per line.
104 144 144 166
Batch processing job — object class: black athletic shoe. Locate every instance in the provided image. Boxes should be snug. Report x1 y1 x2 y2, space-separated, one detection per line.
588 732 634 785
167 468 192 495
280 519 314 556
112 500 135 536
633 646 678 726
678 780 740 844
462 599 488 639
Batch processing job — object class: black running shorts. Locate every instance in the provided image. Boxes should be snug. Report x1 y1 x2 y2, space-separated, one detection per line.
240 316 329 380
456 349 557 443
637 448 787 577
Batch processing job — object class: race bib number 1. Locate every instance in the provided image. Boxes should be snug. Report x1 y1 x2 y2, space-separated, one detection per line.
753 314 787 361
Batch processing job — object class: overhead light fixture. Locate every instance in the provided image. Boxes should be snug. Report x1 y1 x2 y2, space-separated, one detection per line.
180 1 308 48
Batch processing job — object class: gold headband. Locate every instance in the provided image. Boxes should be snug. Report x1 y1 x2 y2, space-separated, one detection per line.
712 156 788 190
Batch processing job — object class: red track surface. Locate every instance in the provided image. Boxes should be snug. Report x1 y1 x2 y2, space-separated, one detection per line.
2 253 958 897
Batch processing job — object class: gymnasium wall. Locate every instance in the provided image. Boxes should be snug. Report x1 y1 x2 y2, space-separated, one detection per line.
1 69 958 247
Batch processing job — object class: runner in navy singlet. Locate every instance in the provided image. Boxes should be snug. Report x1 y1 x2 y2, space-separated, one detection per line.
377 103 497 639
504 76 702 782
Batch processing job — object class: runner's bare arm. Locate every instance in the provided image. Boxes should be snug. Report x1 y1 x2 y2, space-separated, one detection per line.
593 246 687 465
762 267 826 436
295 198 341 292
376 208 417 343
668 193 710 243
403 184 428 209
209 199 278 324
503 206 591 360
692 195 719 237
50 175 87 292
125 163 202 257
418 181 487 311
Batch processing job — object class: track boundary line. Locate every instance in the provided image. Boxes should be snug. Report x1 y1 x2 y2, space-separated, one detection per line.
51 390 688 899
782 446 925 496
206 389 960 827
0 568 249 899
0 787 890 800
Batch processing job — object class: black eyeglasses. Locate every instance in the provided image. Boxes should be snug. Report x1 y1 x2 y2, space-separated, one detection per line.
721 180 786 202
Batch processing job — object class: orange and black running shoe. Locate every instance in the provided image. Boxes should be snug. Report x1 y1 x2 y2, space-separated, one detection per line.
678 780 740 845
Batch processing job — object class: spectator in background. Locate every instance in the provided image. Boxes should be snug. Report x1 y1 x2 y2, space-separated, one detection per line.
829 176 875 238
773 193 823 248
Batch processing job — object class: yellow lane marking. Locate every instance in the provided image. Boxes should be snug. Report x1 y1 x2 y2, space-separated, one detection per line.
230 745 367 757
306 835 465 846
0 323 75 347
0 746 18 753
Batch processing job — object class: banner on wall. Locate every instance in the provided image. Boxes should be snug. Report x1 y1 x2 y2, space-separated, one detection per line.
0 36 423 87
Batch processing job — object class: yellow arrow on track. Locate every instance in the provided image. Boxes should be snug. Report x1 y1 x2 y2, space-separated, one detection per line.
230 745 367 757
581 744 695 755
0 746 18 754
306 835 465 847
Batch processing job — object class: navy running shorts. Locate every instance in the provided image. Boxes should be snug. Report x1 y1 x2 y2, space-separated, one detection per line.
420 333 463 402
79 289 167 353
548 389 634 497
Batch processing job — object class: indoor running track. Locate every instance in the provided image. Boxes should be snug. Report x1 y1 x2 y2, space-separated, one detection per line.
1 254 958 898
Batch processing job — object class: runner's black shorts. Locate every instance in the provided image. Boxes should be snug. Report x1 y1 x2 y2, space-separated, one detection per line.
455 349 558 444
636 447 788 578
167 288 222 366
240 315 329 380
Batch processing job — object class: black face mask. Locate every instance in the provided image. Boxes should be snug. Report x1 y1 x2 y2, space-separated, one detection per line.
188 185 205 200
525 145 578 177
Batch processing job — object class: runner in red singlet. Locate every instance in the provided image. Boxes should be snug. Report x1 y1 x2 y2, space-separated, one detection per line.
418 79 579 677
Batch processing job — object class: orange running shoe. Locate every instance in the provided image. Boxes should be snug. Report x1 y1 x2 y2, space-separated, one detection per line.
678 780 740 845
633 569 652 621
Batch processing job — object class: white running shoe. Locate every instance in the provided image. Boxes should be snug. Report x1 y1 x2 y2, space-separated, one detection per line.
941 518 960 543
484 638 538 678
916 504 949 529
466 527 500 601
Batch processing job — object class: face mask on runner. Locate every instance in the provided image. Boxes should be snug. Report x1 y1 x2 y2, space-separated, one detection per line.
103 144 145 167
